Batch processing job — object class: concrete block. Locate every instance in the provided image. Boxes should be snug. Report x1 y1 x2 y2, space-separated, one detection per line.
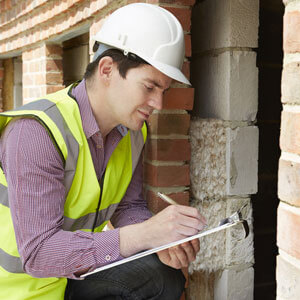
214 267 254 300
191 51 258 121
192 0 259 53
226 126 258 195
189 197 253 272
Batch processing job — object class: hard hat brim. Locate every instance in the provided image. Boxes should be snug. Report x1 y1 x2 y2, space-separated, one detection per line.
145 57 191 86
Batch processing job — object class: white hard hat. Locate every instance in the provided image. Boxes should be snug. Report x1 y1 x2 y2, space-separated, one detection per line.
93 3 190 85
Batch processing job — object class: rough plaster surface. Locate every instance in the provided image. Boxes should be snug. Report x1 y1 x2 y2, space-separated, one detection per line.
191 51 258 121
192 0 259 53
190 119 258 199
189 197 254 273
190 119 227 201
214 267 254 300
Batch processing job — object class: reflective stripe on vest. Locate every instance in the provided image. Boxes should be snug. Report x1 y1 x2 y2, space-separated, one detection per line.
0 85 147 300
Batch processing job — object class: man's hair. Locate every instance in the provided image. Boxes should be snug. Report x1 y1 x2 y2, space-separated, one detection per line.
84 42 149 80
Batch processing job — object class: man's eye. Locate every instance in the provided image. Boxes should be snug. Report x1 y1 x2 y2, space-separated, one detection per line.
145 85 154 92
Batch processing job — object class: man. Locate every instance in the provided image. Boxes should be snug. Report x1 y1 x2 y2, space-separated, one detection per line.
0 3 206 299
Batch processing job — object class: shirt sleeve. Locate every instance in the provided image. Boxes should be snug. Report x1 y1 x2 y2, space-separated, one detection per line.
110 153 153 228
1 118 123 279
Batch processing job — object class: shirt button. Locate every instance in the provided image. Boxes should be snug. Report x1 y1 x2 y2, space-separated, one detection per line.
105 255 111 261
97 144 102 149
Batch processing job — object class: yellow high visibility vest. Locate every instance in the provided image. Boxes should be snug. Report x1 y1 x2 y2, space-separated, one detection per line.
0 85 147 300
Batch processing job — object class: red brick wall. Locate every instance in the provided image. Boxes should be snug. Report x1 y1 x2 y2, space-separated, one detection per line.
277 3 300 298
0 1 194 298
22 44 63 103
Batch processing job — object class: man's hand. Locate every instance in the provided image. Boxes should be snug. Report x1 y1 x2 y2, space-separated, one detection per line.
119 205 206 258
157 239 200 269
140 205 206 249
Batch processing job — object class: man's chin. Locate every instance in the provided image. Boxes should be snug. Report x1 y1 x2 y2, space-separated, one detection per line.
128 121 144 132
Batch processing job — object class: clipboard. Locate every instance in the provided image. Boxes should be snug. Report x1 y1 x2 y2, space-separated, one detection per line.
80 206 249 278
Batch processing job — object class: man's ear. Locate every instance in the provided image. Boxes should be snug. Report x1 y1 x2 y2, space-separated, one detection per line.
97 56 114 83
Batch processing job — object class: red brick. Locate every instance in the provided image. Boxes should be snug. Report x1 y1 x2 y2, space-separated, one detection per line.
46 85 64 94
23 74 34 85
276 255 300 298
151 0 195 5
284 11 300 53
46 59 63 72
145 139 191 161
147 113 190 135
281 62 300 104
35 73 46 85
22 50 34 61
163 88 194 110
46 72 63 85
280 111 300 154
185 34 191 58
163 6 191 32
144 163 190 187
182 61 190 80
146 190 190 213
29 62 38 73
277 202 300 260
278 159 300 207
45 45 63 57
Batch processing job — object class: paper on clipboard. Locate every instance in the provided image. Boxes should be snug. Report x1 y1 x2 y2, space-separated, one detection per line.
80 219 243 278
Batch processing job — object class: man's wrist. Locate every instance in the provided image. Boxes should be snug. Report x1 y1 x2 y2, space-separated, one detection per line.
119 221 150 257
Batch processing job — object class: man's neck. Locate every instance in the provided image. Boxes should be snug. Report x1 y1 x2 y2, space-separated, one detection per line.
85 79 117 138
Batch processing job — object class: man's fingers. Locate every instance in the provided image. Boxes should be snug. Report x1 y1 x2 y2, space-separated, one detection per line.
190 238 200 253
180 242 197 262
177 214 206 231
169 246 188 268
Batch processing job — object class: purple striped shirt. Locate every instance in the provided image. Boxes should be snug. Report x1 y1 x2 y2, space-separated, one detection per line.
0 80 152 279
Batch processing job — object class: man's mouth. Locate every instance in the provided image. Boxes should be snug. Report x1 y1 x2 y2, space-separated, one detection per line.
138 110 150 120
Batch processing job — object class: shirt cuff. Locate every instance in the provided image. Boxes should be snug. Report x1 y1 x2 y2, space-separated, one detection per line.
93 228 124 267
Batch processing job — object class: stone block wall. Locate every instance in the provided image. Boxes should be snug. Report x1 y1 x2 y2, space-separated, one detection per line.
277 1 300 299
188 0 259 299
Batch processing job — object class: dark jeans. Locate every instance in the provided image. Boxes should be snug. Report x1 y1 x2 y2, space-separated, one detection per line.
65 254 185 300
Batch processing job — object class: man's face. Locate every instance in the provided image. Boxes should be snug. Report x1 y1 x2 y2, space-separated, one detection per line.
108 64 172 131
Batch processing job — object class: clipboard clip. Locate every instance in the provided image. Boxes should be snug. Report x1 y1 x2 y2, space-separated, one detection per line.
218 204 249 238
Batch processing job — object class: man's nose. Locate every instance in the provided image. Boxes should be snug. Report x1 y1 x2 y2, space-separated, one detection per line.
149 93 163 111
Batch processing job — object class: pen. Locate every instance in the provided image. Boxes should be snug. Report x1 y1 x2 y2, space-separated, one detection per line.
157 192 178 205
157 192 208 231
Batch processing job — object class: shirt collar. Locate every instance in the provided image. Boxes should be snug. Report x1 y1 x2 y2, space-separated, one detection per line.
71 80 128 139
